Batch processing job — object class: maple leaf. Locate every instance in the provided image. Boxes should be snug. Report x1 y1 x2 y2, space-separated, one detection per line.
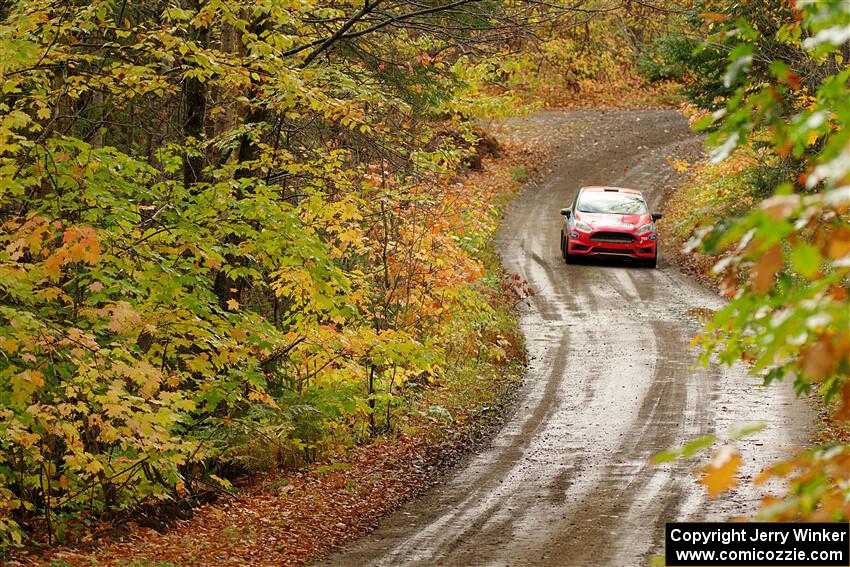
834 382 850 422
44 250 66 275
106 301 142 333
700 445 741 497
84 460 104 475
827 228 850 260
800 336 834 380
749 244 782 293
10 369 45 404
226 298 239 311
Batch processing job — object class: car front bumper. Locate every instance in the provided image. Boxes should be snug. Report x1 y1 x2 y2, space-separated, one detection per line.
567 231 656 258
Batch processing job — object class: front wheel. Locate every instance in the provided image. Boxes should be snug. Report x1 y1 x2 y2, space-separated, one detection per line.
564 239 577 264
642 255 657 268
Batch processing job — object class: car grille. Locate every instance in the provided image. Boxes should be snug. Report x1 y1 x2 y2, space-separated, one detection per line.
592 247 636 255
590 231 637 243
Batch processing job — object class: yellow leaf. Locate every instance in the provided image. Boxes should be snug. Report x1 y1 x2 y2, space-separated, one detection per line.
247 389 278 408
37 287 64 301
10 369 45 404
700 445 741 497
666 156 690 173
84 459 103 475
226 298 239 311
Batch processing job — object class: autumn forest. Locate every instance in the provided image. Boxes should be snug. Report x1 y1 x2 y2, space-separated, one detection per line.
0 0 848 565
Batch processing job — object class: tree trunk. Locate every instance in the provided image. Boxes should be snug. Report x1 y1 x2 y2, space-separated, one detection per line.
182 0 208 187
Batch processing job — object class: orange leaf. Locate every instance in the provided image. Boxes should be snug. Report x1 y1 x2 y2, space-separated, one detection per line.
760 195 800 221
44 251 66 275
800 336 834 381
700 12 728 23
755 460 795 485
700 445 741 497
834 382 850 421
719 271 738 298
749 244 782 293
827 228 850 260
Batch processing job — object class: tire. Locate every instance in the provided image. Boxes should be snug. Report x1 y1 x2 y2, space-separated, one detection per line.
560 232 566 258
564 240 577 264
643 254 657 268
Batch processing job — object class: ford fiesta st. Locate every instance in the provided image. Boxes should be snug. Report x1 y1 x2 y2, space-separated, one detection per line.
559 186 662 268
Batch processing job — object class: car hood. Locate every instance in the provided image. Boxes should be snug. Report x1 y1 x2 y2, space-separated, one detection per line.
575 212 648 229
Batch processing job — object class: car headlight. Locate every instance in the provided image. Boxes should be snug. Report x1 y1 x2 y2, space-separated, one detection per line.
636 223 655 235
573 220 592 233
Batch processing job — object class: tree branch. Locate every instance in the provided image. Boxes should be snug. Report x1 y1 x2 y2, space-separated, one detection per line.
300 0 386 67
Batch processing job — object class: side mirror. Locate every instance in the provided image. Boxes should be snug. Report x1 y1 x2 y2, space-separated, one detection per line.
651 212 663 221
560 208 572 218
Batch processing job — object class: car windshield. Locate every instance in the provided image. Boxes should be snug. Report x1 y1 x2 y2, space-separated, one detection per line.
576 192 647 214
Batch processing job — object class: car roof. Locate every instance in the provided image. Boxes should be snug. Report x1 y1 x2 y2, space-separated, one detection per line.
579 186 642 195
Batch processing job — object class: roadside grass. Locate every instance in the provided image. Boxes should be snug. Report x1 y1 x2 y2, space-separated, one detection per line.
658 145 766 282
510 166 529 185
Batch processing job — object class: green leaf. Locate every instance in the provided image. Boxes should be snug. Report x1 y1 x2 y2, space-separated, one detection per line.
790 243 821 279
652 435 716 463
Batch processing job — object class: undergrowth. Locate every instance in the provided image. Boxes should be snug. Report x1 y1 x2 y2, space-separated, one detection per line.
658 145 772 279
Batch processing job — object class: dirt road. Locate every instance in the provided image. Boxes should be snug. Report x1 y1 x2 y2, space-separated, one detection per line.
317 110 812 567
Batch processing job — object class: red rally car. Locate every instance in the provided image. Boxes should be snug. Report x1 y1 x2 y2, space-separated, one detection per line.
559 186 662 268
